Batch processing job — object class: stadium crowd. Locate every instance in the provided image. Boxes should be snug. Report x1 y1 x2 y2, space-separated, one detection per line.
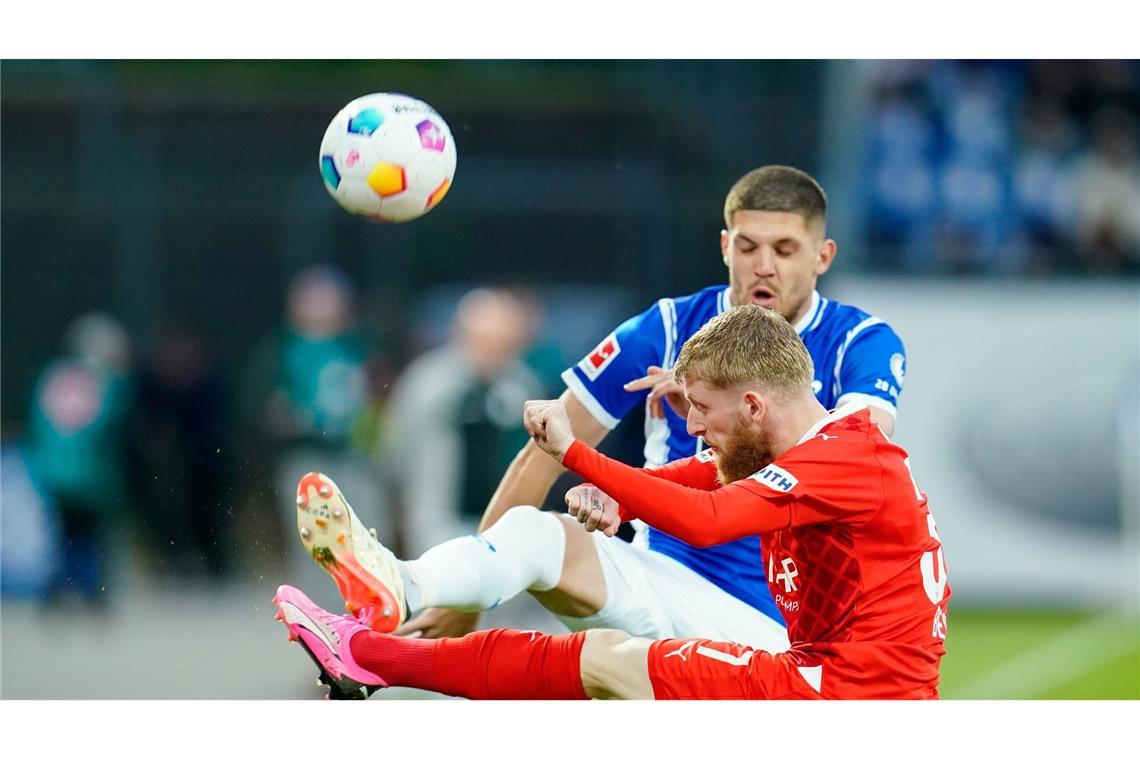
862 60 1140 275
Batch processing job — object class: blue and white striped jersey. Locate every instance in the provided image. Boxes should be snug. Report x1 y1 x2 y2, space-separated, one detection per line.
561 285 906 624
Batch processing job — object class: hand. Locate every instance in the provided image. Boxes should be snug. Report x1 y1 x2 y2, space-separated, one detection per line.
393 607 480 639
565 483 621 538
623 366 690 419
523 399 576 462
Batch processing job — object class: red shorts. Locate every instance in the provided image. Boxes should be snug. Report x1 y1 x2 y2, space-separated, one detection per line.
648 638 824 700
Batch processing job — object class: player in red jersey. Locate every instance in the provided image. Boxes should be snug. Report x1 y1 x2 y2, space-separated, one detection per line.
274 304 949 699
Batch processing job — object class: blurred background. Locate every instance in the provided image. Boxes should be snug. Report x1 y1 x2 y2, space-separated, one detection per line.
1 59 1137 699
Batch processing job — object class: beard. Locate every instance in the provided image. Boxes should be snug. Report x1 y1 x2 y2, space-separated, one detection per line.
714 414 777 485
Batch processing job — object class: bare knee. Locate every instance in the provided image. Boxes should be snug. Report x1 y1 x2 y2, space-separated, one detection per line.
579 629 654 700
530 516 607 617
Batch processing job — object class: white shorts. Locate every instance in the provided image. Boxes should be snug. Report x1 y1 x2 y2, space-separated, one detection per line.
553 521 790 653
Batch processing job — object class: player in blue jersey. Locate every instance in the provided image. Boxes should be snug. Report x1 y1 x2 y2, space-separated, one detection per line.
290 166 907 662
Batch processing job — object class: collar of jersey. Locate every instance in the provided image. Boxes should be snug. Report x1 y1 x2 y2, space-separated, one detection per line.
795 401 868 446
792 290 823 335
717 287 731 314
719 288 822 336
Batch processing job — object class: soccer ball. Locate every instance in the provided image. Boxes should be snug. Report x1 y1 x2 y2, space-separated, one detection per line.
318 93 457 223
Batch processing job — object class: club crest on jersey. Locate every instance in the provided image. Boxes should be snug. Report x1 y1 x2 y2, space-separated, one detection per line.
749 463 798 493
579 333 621 381
890 353 906 387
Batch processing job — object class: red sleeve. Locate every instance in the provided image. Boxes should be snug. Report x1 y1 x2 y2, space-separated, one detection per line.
643 451 722 490
562 441 793 546
561 434 883 546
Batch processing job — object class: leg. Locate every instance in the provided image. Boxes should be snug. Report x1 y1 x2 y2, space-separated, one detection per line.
645 638 824 699
298 469 601 628
278 586 815 701
403 507 596 614
297 471 608 631
276 584 591 700
579 629 654 700
528 515 607 618
629 545 790 653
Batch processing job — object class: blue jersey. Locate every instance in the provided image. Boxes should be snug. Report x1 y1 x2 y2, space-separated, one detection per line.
561 285 907 625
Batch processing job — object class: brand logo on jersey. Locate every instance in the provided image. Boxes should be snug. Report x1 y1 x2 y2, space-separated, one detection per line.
815 433 837 442
768 554 800 593
695 449 716 463
578 333 621 381
749 464 798 493
663 640 697 662
890 353 906 387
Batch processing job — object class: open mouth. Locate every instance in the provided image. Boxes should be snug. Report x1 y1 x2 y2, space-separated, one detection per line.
750 287 776 307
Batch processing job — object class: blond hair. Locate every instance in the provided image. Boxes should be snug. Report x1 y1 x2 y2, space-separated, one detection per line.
723 165 828 230
673 305 814 397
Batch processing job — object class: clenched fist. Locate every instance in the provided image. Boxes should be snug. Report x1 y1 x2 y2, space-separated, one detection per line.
523 399 576 462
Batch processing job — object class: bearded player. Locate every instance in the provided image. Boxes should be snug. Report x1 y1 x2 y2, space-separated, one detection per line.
275 305 949 699
286 166 908 666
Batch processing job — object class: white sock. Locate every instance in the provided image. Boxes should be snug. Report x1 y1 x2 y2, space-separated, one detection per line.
399 507 567 615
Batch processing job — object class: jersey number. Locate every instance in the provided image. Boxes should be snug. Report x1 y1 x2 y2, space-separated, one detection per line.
905 457 948 605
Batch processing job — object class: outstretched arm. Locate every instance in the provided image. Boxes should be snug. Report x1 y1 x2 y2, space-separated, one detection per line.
524 400 788 546
565 449 725 535
563 442 788 546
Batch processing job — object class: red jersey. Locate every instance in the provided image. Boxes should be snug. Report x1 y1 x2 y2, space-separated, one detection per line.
561 405 950 699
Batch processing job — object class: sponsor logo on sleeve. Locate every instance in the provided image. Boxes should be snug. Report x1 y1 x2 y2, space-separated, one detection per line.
578 333 621 381
749 463 799 493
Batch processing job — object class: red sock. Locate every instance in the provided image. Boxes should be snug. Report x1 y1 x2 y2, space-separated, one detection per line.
349 628 589 700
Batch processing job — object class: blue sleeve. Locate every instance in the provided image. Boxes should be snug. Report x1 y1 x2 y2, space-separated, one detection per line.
835 323 906 415
561 301 667 429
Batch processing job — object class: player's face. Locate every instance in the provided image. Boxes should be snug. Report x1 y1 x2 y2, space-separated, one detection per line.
721 210 837 326
684 379 776 482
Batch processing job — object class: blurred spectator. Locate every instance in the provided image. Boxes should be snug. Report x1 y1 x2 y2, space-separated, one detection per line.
1012 96 1080 273
861 59 1140 276
1071 106 1140 273
864 84 939 271
133 325 230 580
25 312 134 611
243 265 391 604
0 443 62 598
382 287 544 556
934 64 1018 273
514 289 568 395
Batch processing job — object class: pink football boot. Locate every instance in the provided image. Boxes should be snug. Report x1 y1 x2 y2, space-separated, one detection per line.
273 584 385 700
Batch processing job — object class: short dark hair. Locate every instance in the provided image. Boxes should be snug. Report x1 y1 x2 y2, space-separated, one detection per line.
723 165 828 230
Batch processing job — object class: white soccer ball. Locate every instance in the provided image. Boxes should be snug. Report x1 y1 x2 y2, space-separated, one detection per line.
318 93 457 223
